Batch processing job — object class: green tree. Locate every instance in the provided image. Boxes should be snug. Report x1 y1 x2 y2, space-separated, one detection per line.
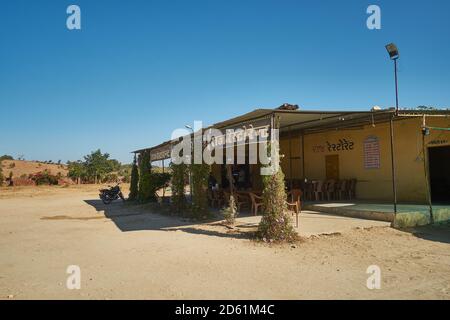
83 149 118 183
0 155 13 161
67 160 87 184
108 158 121 172
128 156 139 201
67 150 121 184
137 150 155 202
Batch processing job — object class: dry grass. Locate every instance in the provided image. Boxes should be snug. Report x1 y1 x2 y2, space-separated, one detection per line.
0 160 68 179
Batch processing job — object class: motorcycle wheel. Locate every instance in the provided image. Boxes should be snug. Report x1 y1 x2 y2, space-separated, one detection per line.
101 195 112 205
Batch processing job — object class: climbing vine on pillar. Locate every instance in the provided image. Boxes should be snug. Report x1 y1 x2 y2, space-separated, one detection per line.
128 155 139 201
170 162 187 214
190 163 211 219
137 150 156 202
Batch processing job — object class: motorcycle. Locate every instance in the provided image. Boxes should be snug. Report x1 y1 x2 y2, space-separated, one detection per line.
99 183 125 204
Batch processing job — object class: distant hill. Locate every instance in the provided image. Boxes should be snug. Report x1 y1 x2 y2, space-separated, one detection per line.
0 160 68 179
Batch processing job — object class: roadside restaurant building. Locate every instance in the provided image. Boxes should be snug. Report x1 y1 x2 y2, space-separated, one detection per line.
133 104 450 223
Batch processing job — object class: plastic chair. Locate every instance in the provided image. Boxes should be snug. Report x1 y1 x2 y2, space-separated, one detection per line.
286 189 302 227
336 180 347 200
324 179 336 201
313 180 324 201
249 192 264 216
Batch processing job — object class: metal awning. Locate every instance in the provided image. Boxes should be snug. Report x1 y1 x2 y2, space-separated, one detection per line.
275 109 395 133
132 108 449 160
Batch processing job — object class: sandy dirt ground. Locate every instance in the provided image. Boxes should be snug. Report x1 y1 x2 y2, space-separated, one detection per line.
0 185 449 300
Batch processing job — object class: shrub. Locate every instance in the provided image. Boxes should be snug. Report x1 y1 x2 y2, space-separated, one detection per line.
152 172 171 191
257 163 297 243
0 166 4 185
128 157 139 201
0 155 13 161
222 194 237 225
117 164 132 183
31 170 59 185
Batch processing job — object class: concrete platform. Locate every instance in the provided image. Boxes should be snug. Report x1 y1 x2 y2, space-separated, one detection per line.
303 201 450 227
235 210 391 238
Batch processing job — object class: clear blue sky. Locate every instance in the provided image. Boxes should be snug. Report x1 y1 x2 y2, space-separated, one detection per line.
1 0 449 163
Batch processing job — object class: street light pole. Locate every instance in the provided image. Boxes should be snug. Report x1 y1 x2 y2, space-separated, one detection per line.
385 43 400 115
385 43 400 217
394 58 399 115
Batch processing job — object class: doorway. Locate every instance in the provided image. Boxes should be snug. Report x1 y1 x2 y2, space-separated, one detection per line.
428 146 450 203
325 155 339 180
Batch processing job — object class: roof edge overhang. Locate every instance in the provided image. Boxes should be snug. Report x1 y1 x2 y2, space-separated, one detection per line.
132 108 450 156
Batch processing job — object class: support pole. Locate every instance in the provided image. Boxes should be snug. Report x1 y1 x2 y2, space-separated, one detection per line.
288 125 293 195
389 116 398 216
226 164 234 195
301 131 305 180
162 159 165 198
189 141 193 202
421 115 434 224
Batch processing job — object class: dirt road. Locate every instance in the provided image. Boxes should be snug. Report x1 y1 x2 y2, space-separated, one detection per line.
0 186 449 299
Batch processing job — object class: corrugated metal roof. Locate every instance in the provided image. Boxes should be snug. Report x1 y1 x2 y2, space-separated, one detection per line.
132 107 449 157
212 109 274 129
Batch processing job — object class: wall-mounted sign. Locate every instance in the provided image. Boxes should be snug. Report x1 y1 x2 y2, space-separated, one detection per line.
150 148 171 161
363 136 380 169
428 139 448 146
206 125 270 150
326 139 355 152
312 145 326 153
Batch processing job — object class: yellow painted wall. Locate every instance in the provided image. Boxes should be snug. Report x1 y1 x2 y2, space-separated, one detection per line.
280 135 303 180
280 116 450 202
210 116 449 202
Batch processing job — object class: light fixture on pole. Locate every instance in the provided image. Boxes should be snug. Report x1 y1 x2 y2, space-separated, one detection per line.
385 43 400 114
185 125 194 200
385 43 399 216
